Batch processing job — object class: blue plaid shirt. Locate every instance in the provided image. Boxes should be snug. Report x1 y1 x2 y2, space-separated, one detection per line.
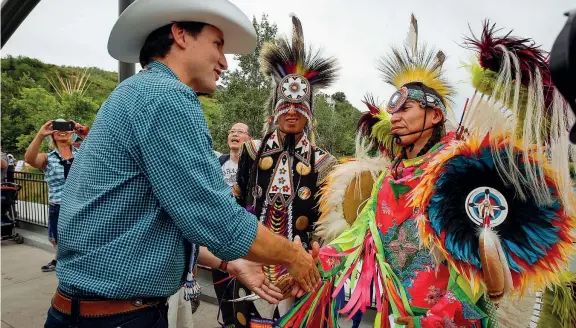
44 147 77 204
56 61 258 299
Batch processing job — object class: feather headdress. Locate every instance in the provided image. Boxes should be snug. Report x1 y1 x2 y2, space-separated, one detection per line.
260 14 339 135
358 14 457 158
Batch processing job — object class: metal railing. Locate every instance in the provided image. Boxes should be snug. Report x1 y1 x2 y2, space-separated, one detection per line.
13 171 49 227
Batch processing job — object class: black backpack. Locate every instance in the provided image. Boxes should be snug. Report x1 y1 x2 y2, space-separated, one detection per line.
218 154 230 167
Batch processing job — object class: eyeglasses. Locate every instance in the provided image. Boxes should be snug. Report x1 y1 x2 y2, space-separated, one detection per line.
229 129 248 135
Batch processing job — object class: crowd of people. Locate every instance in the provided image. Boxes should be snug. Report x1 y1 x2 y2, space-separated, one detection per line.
4 0 573 328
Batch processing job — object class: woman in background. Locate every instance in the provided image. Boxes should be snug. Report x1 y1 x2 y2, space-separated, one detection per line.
24 119 88 272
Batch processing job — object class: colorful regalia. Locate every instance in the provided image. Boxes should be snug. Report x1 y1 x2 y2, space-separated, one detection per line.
232 14 339 327
277 15 576 328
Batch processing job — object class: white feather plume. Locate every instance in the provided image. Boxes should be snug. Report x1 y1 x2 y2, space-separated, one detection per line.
314 145 390 242
405 14 418 58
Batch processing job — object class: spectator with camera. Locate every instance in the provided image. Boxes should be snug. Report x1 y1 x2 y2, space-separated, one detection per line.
24 119 89 272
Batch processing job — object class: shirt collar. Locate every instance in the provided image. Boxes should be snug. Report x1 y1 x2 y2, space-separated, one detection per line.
144 61 180 81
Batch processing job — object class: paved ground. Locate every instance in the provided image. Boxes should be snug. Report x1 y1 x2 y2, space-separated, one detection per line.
1 236 372 327
0 242 224 328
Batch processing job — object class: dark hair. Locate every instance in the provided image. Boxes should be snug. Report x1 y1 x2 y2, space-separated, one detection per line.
139 22 207 67
402 81 447 107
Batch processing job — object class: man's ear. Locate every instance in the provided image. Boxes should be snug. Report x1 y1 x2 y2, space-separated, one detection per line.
171 24 188 50
430 107 444 125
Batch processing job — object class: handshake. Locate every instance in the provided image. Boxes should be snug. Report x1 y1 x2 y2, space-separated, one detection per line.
226 236 321 304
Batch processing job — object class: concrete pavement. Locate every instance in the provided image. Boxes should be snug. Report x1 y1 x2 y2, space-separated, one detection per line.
2 242 57 328
1 235 372 327
0 242 225 328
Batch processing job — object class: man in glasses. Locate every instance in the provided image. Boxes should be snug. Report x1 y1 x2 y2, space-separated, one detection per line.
219 123 252 193
213 122 252 328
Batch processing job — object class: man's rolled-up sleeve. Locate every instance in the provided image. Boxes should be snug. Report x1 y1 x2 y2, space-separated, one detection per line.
132 88 258 261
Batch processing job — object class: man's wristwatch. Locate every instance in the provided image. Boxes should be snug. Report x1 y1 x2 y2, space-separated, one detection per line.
218 260 228 273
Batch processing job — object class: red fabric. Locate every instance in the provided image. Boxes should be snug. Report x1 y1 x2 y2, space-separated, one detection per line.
375 165 419 231
419 292 479 327
406 267 450 308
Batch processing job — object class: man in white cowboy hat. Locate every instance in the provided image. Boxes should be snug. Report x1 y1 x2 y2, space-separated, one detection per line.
45 1 319 327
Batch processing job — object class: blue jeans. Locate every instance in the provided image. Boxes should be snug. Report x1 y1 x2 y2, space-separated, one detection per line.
44 303 168 328
48 204 60 243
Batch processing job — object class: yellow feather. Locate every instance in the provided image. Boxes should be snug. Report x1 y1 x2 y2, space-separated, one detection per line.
392 67 453 106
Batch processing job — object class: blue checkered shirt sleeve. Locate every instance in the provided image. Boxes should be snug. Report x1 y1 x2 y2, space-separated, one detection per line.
132 89 258 261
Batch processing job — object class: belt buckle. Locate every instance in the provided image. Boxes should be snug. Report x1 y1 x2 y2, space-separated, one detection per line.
131 299 143 307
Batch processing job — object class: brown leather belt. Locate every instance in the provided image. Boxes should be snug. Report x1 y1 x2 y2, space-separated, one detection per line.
52 290 166 317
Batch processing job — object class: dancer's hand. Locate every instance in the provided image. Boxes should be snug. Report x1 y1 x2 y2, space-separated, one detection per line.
395 316 415 328
227 259 283 304
285 236 320 292
289 280 307 298
289 240 320 298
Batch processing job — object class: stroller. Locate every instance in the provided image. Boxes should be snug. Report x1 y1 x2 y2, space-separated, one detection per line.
1 182 24 243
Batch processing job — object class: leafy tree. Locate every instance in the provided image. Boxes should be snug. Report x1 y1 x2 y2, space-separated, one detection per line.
199 95 221 133
1 20 364 159
8 87 99 152
211 14 278 151
314 93 362 157
9 87 63 151
1 56 116 154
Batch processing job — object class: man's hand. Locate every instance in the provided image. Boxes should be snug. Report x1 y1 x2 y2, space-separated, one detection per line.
232 184 241 197
227 259 284 304
284 236 320 293
395 316 415 328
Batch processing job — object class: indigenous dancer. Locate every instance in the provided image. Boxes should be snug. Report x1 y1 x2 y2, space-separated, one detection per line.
232 14 339 328
277 15 576 328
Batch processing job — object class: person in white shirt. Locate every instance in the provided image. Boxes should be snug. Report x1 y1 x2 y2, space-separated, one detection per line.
214 122 252 328
218 123 252 192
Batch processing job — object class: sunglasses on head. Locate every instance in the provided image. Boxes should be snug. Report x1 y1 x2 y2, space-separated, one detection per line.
386 87 447 114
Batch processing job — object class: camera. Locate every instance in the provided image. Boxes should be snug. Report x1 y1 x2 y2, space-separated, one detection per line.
51 120 74 131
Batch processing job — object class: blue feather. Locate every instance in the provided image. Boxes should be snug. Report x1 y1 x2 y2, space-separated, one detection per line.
503 239 539 265
502 244 523 272
527 224 559 247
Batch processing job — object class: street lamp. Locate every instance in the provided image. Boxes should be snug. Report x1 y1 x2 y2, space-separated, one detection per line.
1 0 41 49
118 0 135 82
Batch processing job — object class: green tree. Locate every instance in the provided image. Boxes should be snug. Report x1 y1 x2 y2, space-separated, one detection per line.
314 92 362 157
211 14 278 151
9 87 63 151
199 95 222 133
1 56 117 154
7 87 100 152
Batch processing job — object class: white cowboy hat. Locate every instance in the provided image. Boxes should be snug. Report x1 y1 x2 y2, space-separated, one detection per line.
108 0 257 63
